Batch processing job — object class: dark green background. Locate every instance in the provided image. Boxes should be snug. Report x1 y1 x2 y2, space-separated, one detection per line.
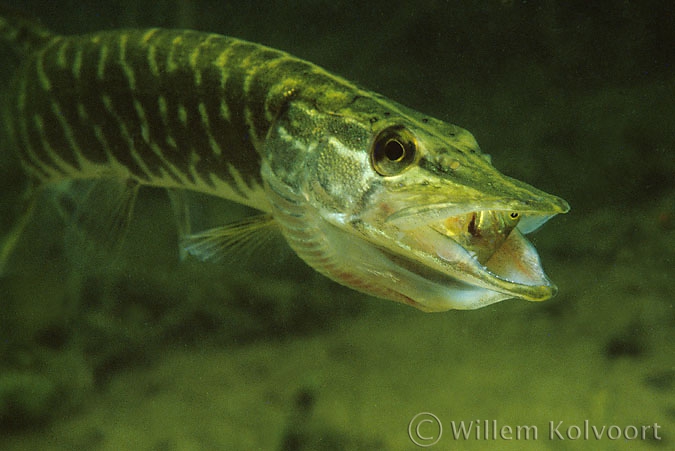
0 1 673 449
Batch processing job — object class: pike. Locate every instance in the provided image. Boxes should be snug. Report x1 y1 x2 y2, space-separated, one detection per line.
0 7 569 312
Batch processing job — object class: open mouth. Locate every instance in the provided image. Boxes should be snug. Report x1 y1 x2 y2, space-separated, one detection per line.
379 207 558 309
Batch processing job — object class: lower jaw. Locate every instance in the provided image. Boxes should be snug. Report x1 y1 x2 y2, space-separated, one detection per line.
381 225 557 306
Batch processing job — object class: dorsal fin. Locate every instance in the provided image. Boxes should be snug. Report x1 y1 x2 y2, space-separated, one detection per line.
0 5 55 55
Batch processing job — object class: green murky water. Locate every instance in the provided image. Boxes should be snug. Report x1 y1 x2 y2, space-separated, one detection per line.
0 1 673 449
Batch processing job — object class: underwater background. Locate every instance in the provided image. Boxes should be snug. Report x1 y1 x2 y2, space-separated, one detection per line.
0 0 673 449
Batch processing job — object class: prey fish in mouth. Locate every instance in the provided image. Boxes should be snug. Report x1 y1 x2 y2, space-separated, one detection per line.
431 210 522 265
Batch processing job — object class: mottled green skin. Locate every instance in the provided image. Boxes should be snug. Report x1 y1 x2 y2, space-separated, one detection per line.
3 28 355 198
0 10 567 210
1 19 536 207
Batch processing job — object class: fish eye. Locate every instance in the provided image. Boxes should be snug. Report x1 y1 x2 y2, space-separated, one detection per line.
508 212 521 225
371 126 417 176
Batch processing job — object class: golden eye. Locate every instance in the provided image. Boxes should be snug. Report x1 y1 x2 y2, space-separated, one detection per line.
371 126 417 176
508 212 521 226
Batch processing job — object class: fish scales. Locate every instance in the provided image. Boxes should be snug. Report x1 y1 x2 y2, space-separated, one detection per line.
5 26 358 208
1 8 570 311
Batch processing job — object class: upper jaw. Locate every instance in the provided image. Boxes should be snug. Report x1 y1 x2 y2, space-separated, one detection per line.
385 194 569 231
382 166 571 228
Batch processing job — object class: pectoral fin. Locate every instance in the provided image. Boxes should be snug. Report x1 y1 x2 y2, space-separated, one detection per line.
182 214 277 263
54 178 140 267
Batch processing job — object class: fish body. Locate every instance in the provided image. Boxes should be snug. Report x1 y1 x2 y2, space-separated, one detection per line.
0 8 569 311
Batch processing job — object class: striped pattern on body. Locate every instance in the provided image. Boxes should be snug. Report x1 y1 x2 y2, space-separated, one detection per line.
2 23 363 209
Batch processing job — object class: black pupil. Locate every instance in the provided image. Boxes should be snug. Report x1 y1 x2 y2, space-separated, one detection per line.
384 139 405 161
510 212 519 219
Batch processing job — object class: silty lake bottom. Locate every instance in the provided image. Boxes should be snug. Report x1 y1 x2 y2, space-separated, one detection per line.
0 1 673 450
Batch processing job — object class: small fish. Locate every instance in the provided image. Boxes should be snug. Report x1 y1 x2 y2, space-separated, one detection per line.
0 7 569 311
